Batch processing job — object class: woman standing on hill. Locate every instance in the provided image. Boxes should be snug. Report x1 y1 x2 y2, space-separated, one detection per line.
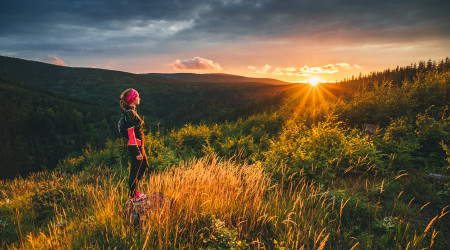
120 88 150 202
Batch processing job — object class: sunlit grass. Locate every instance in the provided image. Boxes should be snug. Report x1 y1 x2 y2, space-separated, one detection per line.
1 155 447 249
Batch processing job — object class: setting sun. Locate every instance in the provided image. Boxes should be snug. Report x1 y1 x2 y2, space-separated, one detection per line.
308 77 321 86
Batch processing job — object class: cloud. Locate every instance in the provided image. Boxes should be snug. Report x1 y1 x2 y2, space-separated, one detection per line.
272 68 284 75
301 64 339 74
0 0 448 58
335 63 351 69
41 55 67 66
336 63 362 70
255 63 361 76
171 57 222 71
271 64 338 76
248 64 272 74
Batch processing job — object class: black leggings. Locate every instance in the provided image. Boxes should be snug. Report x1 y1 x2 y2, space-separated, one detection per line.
128 146 150 197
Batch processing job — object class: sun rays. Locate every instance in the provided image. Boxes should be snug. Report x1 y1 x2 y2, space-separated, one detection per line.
308 77 321 86
283 82 340 122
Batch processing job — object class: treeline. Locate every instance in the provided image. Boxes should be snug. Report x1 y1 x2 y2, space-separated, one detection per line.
337 58 450 94
0 77 116 179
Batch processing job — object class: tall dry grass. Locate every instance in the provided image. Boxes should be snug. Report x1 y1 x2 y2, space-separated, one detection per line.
137 156 345 249
1 155 446 249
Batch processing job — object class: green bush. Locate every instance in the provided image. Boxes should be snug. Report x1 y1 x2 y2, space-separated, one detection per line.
373 112 450 171
218 135 255 160
199 215 247 249
415 113 450 168
144 128 179 171
170 124 222 158
57 140 122 174
373 117 420 171
264 121 379 182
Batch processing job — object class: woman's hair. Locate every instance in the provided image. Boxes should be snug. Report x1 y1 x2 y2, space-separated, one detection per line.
120 88 133 111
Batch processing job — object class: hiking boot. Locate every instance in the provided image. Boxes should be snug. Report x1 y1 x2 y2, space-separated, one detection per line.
129 191 147 202
136 191 147 200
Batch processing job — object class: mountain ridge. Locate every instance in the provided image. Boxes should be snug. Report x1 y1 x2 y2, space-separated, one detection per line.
146 73 290 85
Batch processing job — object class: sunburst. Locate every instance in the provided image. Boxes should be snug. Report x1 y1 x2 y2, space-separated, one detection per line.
308 77 321 86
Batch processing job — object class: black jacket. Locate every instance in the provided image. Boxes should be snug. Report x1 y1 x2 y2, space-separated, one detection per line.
123 107 144 156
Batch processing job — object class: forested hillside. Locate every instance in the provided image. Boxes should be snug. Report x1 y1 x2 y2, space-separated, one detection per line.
0 59 449 249
0 76 116 178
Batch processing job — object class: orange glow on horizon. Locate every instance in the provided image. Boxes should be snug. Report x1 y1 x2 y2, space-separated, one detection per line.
283 79 339 123
308 77 321 86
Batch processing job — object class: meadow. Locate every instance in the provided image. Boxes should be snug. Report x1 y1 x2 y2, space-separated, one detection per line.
1 66 449 248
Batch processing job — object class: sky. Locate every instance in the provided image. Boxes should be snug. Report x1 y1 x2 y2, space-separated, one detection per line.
1 0 449 83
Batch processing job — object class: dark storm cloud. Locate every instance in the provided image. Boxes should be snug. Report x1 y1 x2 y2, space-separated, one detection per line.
1 0 449 56
179 0 450 43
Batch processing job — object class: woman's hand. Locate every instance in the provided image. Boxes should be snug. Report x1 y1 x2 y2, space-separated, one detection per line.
136 154 143 160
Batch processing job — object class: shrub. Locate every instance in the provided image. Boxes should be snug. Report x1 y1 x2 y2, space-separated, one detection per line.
170 124 222 158
373 117 420 171
374 112 450 171
265 121 379 182
199 215 247 249
144 128 179 171
415 112 450 168
57 140 123 174
218 135 255 160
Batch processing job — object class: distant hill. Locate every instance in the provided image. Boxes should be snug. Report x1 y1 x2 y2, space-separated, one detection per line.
0 76 116 179
146 73 290 85
0 56 292 127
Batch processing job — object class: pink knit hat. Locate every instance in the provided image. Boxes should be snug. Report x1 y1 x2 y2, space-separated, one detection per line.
125 89 139 103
